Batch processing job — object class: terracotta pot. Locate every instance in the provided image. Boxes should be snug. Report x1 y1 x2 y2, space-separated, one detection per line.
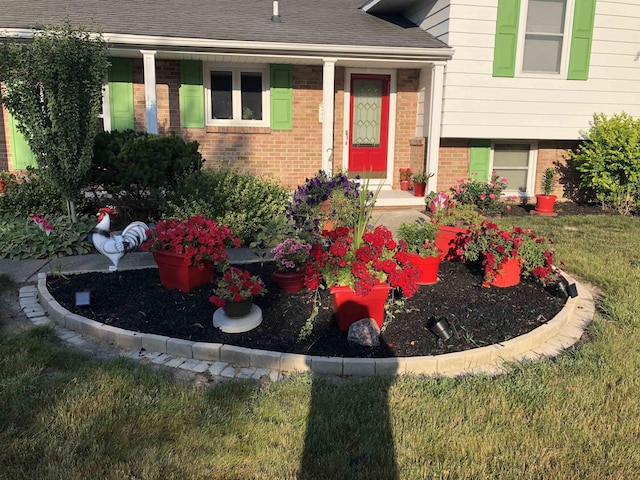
329 283 390 331
535 194 557 213
319 200 335 231
222 298 254 318
273 270 305 293
400 180 410 191
405 253 441 285
413 182 426 197
0 180 6 193
435 225 469 261
152 251 215 293
486 257 521 288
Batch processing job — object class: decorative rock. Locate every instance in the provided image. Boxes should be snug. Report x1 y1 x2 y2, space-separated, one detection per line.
347 318 380 348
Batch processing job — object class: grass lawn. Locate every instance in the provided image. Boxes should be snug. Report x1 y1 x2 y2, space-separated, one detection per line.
1 214 640 479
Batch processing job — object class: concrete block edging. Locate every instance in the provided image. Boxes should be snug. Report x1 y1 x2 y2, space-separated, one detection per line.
34 270 593 377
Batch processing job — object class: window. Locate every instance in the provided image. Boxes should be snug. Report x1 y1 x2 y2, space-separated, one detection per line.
205 66 269 126
491 143 537 196
522 0 568 74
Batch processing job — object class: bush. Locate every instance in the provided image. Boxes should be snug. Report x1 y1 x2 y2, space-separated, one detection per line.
450 173 510 215
0 214 94 259
0 168 90 219
570 112 640 215
85 130 204 220
162 169 290 245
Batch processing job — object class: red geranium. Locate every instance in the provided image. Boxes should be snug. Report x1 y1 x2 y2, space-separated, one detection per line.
209 266 266 307
142 215 240 268
304 224 419 297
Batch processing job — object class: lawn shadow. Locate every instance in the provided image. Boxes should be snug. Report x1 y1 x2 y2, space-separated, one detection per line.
299 343 399 480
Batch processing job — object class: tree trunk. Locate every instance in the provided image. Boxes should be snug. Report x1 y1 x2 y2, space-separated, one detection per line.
67 199 78 223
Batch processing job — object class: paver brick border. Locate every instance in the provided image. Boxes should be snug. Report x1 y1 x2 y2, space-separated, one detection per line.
34 271 594 377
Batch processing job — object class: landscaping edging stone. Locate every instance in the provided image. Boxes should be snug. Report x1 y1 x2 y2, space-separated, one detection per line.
33 271 595 377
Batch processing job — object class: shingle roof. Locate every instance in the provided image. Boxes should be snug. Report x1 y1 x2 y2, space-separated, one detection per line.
0 0 448 50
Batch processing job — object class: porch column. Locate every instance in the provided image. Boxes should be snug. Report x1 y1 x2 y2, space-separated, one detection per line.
141 50 158 134
321 58 337 174
425 63 445 193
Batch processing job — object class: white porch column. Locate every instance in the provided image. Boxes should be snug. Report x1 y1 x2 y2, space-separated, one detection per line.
425 63 445 193
321 58 337 174
141 50 158 134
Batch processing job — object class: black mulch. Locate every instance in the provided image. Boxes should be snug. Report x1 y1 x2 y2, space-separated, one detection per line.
47 260 568 358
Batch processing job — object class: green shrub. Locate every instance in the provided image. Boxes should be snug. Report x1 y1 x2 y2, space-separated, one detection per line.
162 169 290 245
86 130 204 220
0 168 90 219
570 112 640 215
449 173 509 215
0 214 94 259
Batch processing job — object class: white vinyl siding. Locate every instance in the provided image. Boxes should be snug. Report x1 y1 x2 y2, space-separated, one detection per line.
438 0 640 140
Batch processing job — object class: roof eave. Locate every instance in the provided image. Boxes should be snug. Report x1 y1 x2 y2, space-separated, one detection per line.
1 28 454 62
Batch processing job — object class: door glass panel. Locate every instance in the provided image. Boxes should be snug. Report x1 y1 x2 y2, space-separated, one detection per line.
241 72 263 120
352 79 382 147
211 71 232 119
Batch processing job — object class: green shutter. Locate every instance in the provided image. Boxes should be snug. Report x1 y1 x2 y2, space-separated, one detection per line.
8 112 36 170
469 140 491 181
270 65 293 130
180 60 205 128
492 0 521 78
567 0 596 80
108 58 135 131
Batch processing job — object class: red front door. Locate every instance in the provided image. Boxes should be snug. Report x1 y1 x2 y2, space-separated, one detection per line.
348 74 390 179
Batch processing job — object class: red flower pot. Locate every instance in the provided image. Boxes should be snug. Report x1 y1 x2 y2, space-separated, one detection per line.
273 270 305 293
0 180 6 194
435 225 468 261
405 253 441 285
152 251 215 293
486 257 521 288
413 182 426 197
535 194 557 213
400 180 410 191
329 283 390 332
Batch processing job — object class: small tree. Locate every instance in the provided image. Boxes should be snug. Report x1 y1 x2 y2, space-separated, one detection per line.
570 112 640 215
0 23 109 221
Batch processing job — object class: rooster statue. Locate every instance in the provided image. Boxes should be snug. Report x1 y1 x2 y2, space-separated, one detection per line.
91 207 149 271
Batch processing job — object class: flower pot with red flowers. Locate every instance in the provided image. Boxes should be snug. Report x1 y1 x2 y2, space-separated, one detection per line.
210 267 267 332
399 168 412 191
534 167 558 215
462 221 560 287
397 221 441 285
141 215 241 292
304 179 420 331
428 196 483 261
271 238 312 293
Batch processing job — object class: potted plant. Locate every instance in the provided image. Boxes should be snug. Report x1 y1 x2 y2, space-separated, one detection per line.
304 180 420 331
412 171 432 197
288 170 361 239
141 215 241 292
209 266 267 318
399 168 412 191
427 194 484 261
271 237 312 292
396 221 441 285
535 167 558 214
462 221 559 287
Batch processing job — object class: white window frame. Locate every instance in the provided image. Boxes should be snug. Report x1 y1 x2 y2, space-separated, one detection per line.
100 82 111 132
490 141 538 197
204 64 270 127
516 0 576 78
